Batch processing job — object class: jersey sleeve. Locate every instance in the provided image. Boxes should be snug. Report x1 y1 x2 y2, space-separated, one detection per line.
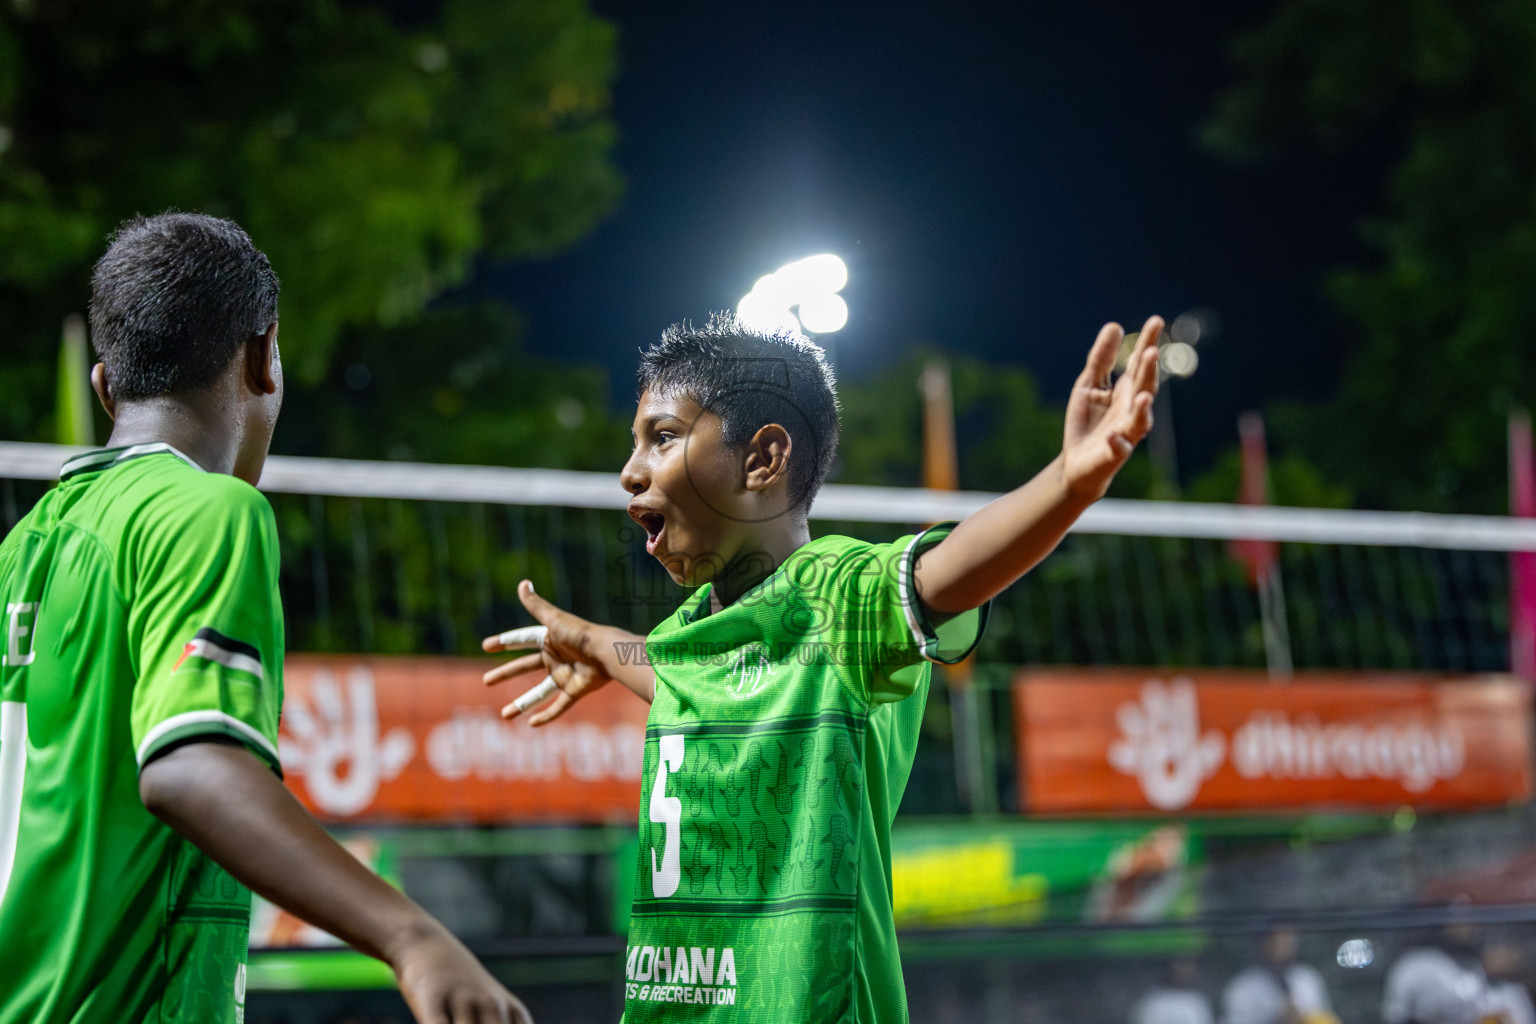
830 522 989 704
126 476 285 774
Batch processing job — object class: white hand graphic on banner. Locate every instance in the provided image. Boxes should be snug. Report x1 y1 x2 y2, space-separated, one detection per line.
1107 678 1226 810
280 667 415 816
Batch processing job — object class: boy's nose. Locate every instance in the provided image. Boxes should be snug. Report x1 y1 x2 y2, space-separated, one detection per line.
620 451 648 494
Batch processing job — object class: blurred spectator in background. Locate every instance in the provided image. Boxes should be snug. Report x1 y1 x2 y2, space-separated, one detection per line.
1221 928 1337 1024
1380 925 1530 1024
1482 943 1535 1024
1130 960 1216 1024
1382 944 1483 1024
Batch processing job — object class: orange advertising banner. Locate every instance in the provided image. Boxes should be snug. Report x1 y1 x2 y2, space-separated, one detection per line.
1015 671 1534 814
279 655 648 823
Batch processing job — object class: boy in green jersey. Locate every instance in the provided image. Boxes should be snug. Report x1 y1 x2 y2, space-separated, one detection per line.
484 313 1163 1022
0 213 529 1024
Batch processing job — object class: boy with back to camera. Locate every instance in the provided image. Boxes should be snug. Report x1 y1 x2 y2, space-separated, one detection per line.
483 312 1163 1022
0 212 529 1024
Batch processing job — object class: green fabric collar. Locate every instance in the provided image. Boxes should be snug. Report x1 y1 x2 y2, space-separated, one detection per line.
59 443 203 481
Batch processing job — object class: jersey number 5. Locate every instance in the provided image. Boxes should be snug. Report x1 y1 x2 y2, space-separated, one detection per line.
648 734 684 898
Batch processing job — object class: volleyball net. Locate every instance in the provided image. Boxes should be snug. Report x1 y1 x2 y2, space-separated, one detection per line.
6 440 1532 676
8 441 1536 1015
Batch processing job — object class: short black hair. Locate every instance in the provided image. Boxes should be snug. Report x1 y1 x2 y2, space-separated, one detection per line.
638 313 840 514
89 212 280 401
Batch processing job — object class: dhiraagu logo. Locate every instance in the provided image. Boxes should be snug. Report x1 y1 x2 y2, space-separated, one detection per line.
726 644 775 701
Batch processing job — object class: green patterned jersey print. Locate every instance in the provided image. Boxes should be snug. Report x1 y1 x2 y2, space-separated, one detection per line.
0 445 285 1024
623 525 987 1024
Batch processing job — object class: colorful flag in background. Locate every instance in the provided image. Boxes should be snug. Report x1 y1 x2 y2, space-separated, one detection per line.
919 358 996 811
1509 409 1536 683
1231 412 1292 678
1231 411 1277 584
55 314 93 447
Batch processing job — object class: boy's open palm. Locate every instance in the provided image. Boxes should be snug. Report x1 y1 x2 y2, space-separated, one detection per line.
1060 316 1162 501
482 581 616 726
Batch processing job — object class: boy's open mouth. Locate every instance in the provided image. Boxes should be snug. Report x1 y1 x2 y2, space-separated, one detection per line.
630 506 666 555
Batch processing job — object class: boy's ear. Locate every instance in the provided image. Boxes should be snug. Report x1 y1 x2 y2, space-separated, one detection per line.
743 423 792 492
90 363 117 421
243 323 279 396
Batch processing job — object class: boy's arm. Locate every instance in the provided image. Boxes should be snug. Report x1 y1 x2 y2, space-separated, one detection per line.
915 317 1163 616
140 741 530 1024
482 579 656 725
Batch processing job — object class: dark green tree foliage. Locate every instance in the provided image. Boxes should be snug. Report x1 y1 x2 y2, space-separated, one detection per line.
1206 0 1536 512
278 303 629 470
0 0 622 418
1184 448 1353 509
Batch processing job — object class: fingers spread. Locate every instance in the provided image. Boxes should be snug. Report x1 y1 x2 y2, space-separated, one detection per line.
501 676 558 719
1112 318 1163 414
516 580 563 626
1131 391 1155 438
483 653 544 686
1134 316 1163 393
482 625 547 653
1078 322 1123 389
526 690 576 727
1107 392 1156 454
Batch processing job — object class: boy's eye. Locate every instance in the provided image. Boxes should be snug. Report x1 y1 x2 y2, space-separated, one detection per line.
657 431 679 446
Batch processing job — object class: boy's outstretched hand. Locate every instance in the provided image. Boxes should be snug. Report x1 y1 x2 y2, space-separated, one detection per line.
1059 315 1163 502
906 315 1163 615
482 580 656 725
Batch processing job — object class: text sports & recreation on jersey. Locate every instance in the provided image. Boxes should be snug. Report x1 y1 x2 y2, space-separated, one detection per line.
622 525 987 1023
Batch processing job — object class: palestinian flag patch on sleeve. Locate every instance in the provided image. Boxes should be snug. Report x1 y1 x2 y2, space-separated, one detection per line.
172 627 264 682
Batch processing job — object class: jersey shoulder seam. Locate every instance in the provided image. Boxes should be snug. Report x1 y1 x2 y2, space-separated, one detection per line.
780 554 877 712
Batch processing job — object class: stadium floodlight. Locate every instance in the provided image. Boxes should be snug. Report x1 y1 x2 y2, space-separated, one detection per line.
1121 308 1212 381
750 273 795 306
736 253 849 335
1159 340 1199 378
797 292 848 334
736 290 803 335
778 253 848 296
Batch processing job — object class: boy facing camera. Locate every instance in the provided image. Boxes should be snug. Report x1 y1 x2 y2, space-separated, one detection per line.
485 312 1162 1022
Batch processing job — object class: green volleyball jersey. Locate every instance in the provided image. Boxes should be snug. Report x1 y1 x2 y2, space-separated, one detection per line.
624 525 987 1023
0 444 285 1024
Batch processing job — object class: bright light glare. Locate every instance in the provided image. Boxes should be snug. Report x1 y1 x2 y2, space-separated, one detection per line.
736 291 802 335
736 252 849 334
750 273 794 306
1159 341 1199 378
797 293 848 333
1170 312 1203 346
778 253 848 296
1336 939 1374 969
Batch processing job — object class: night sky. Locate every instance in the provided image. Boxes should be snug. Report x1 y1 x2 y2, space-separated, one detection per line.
481 1 1394 481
